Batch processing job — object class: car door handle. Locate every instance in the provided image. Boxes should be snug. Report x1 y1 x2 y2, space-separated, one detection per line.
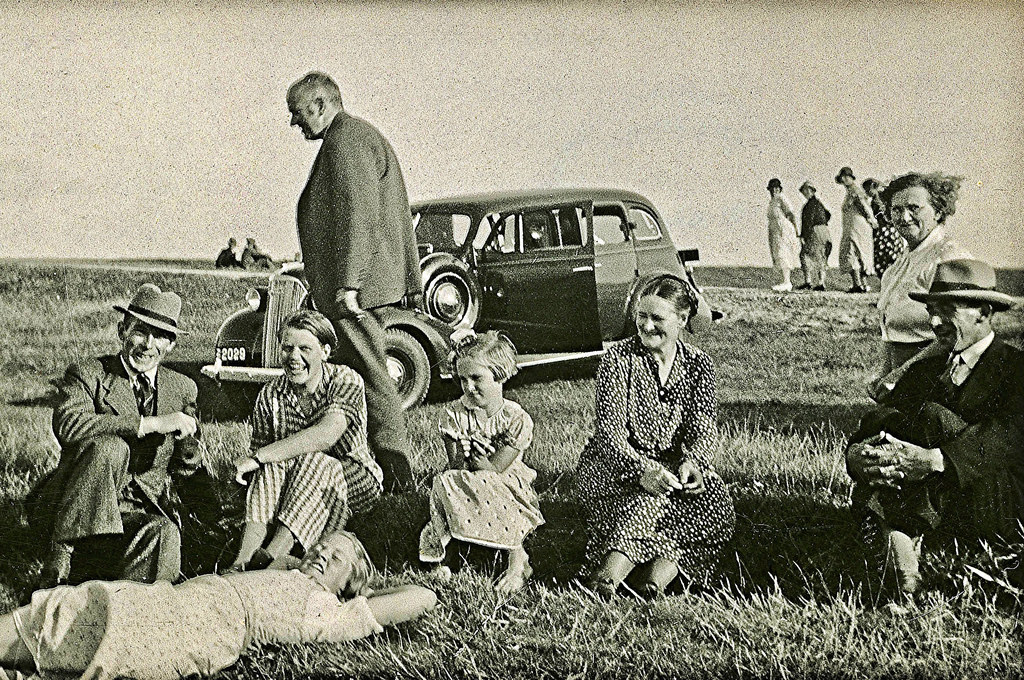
572 265 594 272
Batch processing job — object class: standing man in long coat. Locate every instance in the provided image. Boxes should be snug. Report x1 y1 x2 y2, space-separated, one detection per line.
286 71 421 492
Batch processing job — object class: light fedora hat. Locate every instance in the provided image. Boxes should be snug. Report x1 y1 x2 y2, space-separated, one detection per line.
909 259 1014 311
113 283 185 335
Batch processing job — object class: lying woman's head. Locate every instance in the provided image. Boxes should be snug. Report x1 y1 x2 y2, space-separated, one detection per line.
299 530 375 598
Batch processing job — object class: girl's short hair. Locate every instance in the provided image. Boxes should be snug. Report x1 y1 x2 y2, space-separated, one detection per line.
880 172 963 224
279 309 338 350
336 530 376 598
638 277 698 321
450 330 519 383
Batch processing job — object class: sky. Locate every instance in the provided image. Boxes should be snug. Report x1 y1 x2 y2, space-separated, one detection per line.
1 1 1022 267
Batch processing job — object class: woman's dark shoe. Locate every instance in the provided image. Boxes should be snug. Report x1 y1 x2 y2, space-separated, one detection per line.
246 548 275 571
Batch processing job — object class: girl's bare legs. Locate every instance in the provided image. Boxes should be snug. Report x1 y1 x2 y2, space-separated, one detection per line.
0 610 35 673
228 521 269 570
495 546 532 594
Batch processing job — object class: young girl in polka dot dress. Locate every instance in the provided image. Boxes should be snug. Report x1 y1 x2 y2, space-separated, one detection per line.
418 330 543 593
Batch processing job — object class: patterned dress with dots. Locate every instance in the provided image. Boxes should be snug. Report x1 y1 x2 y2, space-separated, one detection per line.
419 397 544 561
575 336 735 583
869 194 907 276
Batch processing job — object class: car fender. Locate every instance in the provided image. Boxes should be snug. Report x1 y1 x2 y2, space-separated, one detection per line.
375 306 454 377
214 307 264 362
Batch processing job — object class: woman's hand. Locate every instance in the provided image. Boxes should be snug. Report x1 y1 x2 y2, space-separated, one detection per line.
234 455 260 485
677 461 706 496
640 465 682 496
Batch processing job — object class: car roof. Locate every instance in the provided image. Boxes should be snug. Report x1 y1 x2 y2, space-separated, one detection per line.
411 187 653 213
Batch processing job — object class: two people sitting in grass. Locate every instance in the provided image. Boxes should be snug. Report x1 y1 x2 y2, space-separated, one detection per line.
575 278 735 598
846 259 1024 597
418 330 544 594
1 531 436 680
228 310 384 572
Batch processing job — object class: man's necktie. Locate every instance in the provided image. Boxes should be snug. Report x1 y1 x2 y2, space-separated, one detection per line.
134 374 155 416
944 354 969 388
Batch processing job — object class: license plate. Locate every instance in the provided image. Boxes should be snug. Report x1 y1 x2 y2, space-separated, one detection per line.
216 346 247 363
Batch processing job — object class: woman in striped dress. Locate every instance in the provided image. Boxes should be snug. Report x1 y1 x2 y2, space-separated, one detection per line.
227 310 383 571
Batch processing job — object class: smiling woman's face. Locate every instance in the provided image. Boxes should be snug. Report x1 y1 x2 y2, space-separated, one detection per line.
889 186 939 248
300 533 358 595
635 294 684 354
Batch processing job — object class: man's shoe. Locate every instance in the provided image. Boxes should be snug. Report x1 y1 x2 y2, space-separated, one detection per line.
795 283 812 291
39 542 73 589
813 285 826 291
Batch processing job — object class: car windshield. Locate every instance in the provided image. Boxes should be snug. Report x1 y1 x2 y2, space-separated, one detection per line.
413 212 473 254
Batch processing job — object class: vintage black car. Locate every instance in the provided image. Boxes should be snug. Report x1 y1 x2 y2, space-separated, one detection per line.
202 188 709 409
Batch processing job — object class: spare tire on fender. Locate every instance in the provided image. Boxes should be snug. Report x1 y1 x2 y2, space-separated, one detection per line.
419 253 481 330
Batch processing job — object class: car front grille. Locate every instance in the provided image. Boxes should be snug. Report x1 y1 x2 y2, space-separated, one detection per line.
263 274 307 367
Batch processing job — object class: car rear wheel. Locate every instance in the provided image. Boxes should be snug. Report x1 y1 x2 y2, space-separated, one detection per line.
420 253 481 329
384 328 431 410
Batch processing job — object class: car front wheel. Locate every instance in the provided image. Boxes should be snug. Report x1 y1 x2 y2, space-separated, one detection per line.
383 328 431 410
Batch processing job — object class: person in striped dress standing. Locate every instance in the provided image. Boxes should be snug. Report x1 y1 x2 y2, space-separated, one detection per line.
226 310 383 571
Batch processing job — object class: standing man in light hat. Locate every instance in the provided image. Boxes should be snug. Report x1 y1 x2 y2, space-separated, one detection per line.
846 259 1023 597
34 283 206 587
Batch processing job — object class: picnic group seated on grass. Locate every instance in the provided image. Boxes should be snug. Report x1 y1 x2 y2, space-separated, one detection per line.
6 224 1023 673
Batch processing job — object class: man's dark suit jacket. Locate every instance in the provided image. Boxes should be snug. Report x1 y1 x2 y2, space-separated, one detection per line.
296 111 422 313
850 338 1024 541
47 355 203 536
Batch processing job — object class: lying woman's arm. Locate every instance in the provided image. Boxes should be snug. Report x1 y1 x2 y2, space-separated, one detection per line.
366 585 438 627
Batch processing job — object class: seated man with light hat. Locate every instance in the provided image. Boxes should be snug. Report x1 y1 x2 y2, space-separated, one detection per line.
846 259 1023 596
33 283 209 587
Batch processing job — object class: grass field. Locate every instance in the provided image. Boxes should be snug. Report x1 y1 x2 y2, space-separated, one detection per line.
1 261 1022 678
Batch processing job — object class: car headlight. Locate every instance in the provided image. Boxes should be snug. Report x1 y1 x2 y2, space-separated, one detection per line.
245 287 262 311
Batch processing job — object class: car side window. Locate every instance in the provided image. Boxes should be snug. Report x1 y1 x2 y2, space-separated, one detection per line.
414 212 473 253
592 206 629 247
628 206 662 241
478 213 519 254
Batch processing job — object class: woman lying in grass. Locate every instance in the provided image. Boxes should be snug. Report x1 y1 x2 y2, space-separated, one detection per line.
0 531 435 680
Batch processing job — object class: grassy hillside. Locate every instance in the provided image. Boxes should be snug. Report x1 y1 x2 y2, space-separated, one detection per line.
0 261 1021 678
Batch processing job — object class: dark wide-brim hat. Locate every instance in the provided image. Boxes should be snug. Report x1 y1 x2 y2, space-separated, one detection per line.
908 259 1014 311
113 283 185 335
835 166 855 183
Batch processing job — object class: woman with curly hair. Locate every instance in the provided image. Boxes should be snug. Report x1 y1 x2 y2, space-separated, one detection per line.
873 172 972 389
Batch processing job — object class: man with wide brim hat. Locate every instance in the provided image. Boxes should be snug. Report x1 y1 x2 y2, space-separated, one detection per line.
31 283 210 588
908 258 1014 311
846 258 1023 598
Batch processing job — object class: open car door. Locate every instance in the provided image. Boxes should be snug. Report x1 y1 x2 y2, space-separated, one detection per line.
474 201 602 353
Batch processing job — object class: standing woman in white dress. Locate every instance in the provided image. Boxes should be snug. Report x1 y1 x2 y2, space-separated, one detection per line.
835 166 877 293
766 178 800 292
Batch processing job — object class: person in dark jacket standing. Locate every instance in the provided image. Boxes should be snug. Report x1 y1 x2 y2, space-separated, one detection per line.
797 181 833 291
287 71 421 492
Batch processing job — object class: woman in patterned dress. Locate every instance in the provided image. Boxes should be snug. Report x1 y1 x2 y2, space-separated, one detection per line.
227 310 383 571
575 278 735 598
863 178 906 277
